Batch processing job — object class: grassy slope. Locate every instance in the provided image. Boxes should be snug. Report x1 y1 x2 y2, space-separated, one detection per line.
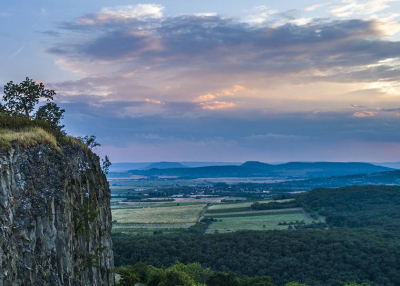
0 114 85 151
0 127 60 150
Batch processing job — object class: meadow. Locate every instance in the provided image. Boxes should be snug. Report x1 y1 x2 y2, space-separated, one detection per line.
111 196 320 236
112 204 206 224
205 209 316 233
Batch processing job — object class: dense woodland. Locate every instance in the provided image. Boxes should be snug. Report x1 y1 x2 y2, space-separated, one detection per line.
113 185 400 286
297 185 400 230
116 261 370 286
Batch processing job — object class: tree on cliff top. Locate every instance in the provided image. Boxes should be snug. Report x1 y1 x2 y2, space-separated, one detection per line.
2 77 111 177
3 77 55 118
1 77 65 133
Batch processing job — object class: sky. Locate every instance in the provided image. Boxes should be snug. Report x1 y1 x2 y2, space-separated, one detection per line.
2 0 400 162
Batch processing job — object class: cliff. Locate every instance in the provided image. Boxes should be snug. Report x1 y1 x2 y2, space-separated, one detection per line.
0 142 114 285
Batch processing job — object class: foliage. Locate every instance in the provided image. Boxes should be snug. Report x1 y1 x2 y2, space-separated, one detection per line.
117 265 141 286
113 228 399 286
117 262 274 286
102 155 112 175
35 102 65 132
116 262 370 286
296 185 400 230
0 102 6 113
250 201 300 210
3 77 55 117
0 78 83 149
81 200 99 223
78 135 101 149
117 262 204 286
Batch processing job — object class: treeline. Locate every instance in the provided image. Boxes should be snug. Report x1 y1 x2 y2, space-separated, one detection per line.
116 261 369 286
113 228 400 286
297 185 400 230
250 201 300 210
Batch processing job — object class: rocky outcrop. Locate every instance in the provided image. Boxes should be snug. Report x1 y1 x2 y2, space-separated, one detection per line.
0 143 114 285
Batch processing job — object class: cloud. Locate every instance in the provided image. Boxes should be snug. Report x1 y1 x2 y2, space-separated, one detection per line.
349 104 366 109
330 0 399 18
101 4 164 20
36 30 61 37
195 85 251 102
62 4 164 31
43 9 400 121
145 99 164 105
244 5 278 24
305 3 329 12
246 133 309 140
194 13 218 17
50 13 400 79
198 101 236 110
34 4 400 161
353 111 378 117
195 94 216 102
58 103 400 162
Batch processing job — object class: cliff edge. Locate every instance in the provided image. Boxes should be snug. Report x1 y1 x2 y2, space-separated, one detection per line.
0 142 114 285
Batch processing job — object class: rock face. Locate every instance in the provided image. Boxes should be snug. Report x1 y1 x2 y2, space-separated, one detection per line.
0 143 114 285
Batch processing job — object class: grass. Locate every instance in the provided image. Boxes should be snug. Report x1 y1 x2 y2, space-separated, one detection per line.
156 202 207 208
112 222 195 236
206 207 250 214
112 204 206 224
0 113 87 150
0 127 61 151
207 199 295 213
205 208 305 218
205 208 320 233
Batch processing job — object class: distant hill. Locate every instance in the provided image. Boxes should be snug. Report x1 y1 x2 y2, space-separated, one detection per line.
109 161 241 172
109 162 151 172
143 162 188 170
127 161 393 179
270 169 400 191
375 162 400 169
178 162 241 168
245 161 393 178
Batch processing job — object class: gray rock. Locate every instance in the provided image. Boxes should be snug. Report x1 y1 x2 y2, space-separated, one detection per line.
0 144 114 285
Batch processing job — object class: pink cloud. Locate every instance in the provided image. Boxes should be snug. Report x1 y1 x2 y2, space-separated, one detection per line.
353 111 378 117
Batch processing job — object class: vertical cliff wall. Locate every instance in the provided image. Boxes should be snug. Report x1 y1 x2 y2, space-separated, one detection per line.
0 143 114 285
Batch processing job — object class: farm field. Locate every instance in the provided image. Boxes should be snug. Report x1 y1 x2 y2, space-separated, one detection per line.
110 197 319 236
207 198 295 211
204 207 305 218
205 208 318 233
112 204 206 224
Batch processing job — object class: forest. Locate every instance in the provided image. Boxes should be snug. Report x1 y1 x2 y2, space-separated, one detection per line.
116 261 370 286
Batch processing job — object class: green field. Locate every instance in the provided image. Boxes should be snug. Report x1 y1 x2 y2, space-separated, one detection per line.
112 204 206 224
205 208 318 233
207 198 294 211
112 204 207 235
111 198 321 236
205 207 305 218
